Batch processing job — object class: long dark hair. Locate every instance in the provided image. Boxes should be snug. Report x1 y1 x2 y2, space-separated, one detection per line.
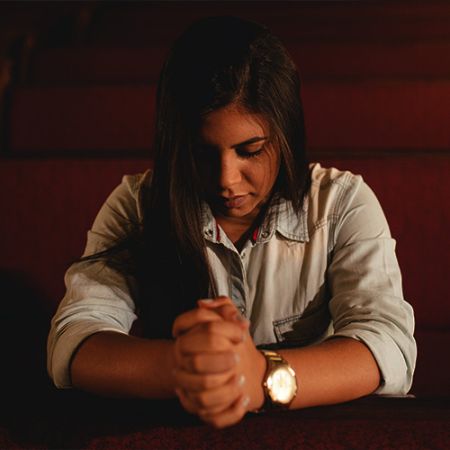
83 16 310 337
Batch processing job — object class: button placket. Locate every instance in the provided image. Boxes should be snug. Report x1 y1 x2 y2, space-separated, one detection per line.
229 250 248 318
261 230 270 239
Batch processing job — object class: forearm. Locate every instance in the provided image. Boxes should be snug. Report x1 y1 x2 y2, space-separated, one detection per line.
279 337 381 410
70 331 176 399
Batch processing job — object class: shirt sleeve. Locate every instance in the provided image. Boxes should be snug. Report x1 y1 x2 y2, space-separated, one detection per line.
326 174 417 395
47 171 150 389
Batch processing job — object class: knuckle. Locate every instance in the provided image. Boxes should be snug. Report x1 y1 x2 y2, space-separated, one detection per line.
200 333 224 351
178 394 195 414
204 321 219 334
225 352 237 369
176 336 189 354
201 376 214 390
198 308 219 322
210 419 223 429
211 416 232 429
190 354 203 372
205 333 221 348
196 391 209 407
174 338 183 356
217 295 233 304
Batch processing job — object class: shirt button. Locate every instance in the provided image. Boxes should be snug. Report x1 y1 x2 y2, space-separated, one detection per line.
261 230 269 238
239 306 246 315
241 252 246 259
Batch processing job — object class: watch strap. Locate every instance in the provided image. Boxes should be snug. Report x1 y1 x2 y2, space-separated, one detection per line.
257 349 297 412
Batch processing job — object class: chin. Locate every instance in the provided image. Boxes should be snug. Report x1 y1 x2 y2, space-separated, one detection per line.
224 206 256 219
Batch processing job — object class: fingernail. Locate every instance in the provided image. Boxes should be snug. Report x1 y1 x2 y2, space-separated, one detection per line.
238 374 246 386
198 298 213 304
234 353 240 364
242 396 250 408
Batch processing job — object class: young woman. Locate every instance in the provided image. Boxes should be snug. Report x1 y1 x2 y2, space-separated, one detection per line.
47 16 416 428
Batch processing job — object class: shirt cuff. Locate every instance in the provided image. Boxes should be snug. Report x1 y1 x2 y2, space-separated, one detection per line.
48 321 128 389
329 326 416 395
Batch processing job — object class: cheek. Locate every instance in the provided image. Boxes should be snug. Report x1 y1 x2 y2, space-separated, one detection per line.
245 163 276 194
256 155 280 192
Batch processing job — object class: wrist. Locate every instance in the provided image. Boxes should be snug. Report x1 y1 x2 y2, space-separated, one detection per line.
257 349 298 412
248 349 267 411
165 339 178 396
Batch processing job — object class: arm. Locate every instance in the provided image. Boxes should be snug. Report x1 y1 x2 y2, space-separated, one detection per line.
326 178 416 395
70 332 176 399
69 301 245 399
47 172 152 389
278 337 380 409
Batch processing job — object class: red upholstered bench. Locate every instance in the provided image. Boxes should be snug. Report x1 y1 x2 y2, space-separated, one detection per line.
30 47 169 83
29 41 450 84
7 81 450 154
82 1 450 46
7 85 156 154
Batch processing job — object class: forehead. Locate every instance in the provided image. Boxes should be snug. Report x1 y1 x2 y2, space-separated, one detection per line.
199 105 268 146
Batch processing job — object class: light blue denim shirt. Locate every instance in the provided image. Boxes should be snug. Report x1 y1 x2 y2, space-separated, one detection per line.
47 163 417 395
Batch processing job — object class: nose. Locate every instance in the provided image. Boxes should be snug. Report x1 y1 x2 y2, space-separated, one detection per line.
217 152 241 192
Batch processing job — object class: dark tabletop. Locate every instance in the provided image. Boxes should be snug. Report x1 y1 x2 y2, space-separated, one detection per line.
1 385 449 450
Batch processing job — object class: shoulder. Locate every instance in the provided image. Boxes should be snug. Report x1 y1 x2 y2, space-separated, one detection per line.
109 169 153 222
307 162 380 212
307 162 390 245
306 162 362 218
309 162 362 195
306 162 388 232
119 169 153 201
270 164 366 242
85 169 152 253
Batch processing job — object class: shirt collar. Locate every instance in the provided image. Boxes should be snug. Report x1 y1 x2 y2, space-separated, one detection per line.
201 194 309 245
256 193 309 243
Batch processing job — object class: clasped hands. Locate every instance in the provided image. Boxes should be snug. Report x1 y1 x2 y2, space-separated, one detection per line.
171 296 266 428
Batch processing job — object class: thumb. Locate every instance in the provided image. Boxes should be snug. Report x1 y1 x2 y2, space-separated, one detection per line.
198 297 248 327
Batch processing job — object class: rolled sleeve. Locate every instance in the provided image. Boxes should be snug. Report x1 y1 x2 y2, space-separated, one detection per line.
47 172 148 388
47 267 138 388
327 177 417 395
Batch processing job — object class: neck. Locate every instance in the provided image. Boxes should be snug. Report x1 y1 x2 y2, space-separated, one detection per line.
214 207 267 251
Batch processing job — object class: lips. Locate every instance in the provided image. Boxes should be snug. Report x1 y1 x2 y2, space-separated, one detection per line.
221 194 248 209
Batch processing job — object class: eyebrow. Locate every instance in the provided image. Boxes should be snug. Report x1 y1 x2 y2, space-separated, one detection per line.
231 136 268 148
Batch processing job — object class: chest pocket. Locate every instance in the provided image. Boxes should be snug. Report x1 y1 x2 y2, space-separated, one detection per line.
273 300 331 347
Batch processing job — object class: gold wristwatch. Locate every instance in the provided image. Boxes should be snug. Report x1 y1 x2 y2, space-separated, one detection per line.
259 349 297 410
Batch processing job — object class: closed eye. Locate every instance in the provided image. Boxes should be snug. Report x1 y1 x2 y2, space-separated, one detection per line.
236 147 264 159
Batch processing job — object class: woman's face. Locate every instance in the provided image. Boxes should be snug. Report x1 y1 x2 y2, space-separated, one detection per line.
196 104 280 224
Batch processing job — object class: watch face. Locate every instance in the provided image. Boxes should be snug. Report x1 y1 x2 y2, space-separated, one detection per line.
267 366 297 404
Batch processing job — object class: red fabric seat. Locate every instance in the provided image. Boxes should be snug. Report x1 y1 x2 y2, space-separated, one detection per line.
0 158 152 310
29 41 450 84
88 2 450 45
8 85 156 153
7 81 450 153
30 46 169 83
